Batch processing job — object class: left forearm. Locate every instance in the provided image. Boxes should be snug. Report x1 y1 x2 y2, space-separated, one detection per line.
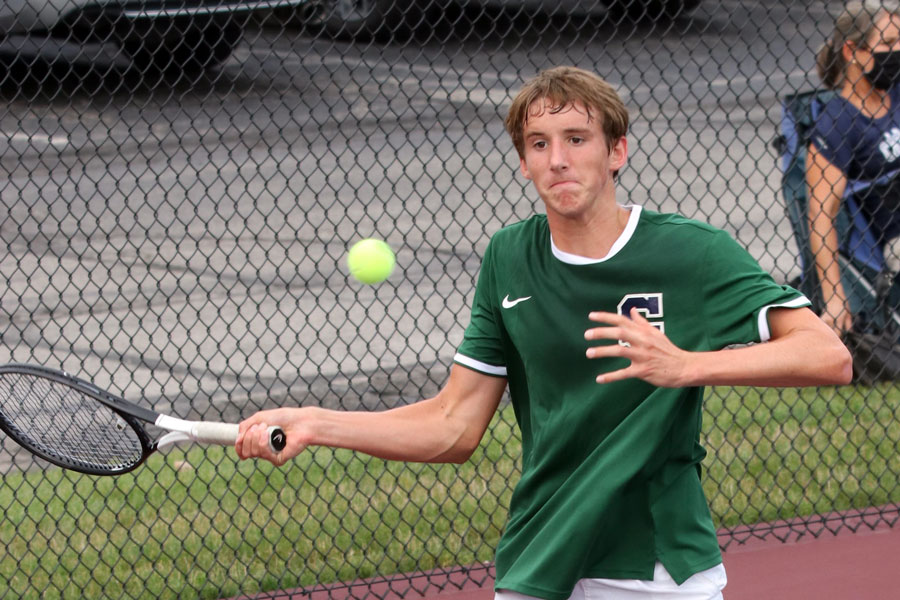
680 330 852 387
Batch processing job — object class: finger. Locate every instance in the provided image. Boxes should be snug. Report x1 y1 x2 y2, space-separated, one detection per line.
586 310 655 341
254 426 278 465
629 307 650 324
238 416 261 441
586 341 630 360
840 314 853 333
235 422 261 459
239 409 278 435
587 311 628 326
234 428 246 459
821 313 839 334
585 325 626 342
247 423 268 458
595 365 636 385
238 423 255 458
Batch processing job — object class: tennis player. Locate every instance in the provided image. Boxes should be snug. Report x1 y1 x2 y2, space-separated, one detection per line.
237 66 853 600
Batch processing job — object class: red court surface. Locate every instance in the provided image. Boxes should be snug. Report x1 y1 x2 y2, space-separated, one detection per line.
720 522 900 600
228 522 900 600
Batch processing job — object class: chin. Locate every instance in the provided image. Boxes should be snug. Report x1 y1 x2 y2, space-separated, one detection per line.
547 204 589 221
545 189 578 206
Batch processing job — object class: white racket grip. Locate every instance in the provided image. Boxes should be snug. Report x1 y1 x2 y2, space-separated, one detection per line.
191 422 286 453
191 422 240 445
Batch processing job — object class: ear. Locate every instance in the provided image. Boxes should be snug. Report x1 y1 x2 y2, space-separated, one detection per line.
842 39 858 65
609 136 628 173
520 156 533 180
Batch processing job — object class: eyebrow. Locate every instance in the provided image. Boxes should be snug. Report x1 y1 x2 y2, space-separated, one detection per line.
524 127 594 139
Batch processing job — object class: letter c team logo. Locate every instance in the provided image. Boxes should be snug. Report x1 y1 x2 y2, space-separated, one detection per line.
617 293 665 333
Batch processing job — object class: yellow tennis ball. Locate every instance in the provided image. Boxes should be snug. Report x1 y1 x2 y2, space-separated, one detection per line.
347 238 395 284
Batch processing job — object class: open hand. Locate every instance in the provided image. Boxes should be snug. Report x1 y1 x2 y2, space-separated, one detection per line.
584 308 692 387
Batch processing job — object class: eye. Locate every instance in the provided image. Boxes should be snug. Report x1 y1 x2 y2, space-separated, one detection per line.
570 136 585 145
532 140 547 150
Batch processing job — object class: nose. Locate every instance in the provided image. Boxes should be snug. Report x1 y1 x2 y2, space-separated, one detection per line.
549 140 569 171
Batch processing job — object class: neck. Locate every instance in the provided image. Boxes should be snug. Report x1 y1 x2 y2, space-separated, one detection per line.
843 69 891 117
547 203 632 259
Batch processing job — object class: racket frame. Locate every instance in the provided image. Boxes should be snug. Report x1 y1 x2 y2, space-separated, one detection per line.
0 363 283 475
0 364 157 474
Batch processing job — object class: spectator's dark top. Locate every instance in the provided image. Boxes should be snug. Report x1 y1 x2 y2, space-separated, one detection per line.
811 84 900 244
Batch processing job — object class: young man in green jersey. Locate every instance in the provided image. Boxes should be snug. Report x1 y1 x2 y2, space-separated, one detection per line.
237 66 853 599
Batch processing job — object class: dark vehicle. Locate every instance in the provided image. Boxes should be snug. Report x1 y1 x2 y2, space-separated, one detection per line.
306 0 702 40
0 0 308 73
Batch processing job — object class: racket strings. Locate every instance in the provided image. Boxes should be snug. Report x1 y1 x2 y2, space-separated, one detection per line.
0 373 144 472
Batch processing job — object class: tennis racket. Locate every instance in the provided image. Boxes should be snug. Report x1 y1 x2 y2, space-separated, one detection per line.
0 363 286 475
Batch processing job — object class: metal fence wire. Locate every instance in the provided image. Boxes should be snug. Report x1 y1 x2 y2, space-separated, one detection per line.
1 0 899 598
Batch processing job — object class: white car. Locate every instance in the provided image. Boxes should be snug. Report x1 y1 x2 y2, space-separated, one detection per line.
0 0 309 73
306 0 702 40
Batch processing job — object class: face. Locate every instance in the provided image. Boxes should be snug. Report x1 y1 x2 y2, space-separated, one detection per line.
855 13 900 73
518 100 627 222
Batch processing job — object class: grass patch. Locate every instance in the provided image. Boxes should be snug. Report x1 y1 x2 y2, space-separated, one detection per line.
1 384 899 599
703 383 900 527
0 410 518 600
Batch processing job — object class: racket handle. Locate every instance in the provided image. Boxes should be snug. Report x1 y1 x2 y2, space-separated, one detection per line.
192 423 286 453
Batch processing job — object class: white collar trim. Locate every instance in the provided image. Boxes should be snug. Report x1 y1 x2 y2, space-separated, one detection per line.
550 205 642 264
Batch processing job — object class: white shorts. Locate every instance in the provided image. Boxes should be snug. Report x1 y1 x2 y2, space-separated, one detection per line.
494 562 727 600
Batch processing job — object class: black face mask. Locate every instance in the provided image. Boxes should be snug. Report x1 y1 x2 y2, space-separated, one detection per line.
865 50 900 90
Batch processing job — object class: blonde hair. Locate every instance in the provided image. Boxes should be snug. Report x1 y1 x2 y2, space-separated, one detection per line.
817 1 900 89
505 66 629 158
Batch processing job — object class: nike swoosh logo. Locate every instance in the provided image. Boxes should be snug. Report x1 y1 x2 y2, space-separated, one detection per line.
502 295 532 309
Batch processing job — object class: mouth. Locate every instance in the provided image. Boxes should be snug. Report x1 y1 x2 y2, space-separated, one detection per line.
550 180 578 188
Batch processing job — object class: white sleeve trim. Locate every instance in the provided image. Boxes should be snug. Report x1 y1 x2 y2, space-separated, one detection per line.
758 295 812 342
453 353 508 377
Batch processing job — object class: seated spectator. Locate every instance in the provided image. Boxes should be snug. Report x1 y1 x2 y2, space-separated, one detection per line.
807 0 900 336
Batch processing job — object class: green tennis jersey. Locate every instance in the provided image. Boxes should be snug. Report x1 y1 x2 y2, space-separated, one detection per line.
454 206 809 600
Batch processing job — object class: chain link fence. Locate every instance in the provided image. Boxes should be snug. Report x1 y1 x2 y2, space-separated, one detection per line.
1 0 899 598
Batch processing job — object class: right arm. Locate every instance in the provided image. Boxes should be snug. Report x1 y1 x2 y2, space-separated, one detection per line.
235 364 508 466
807 142 852 336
